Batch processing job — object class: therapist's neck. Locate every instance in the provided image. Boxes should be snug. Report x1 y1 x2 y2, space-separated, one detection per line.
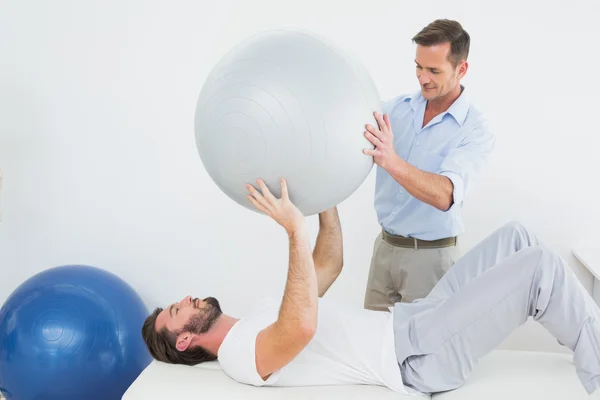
426 83 463 115
192 314 239 356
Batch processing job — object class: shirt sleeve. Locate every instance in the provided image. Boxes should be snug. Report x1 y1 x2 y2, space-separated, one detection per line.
438 121 495 211
218 319 282 387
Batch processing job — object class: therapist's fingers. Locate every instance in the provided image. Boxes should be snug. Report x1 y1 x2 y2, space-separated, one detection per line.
364 130 382 148
383 114 392 131
363 147 379 157
365 123 382 140
374 112 388 133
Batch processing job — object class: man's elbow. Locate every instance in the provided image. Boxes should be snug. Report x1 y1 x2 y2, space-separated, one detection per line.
438 195 453 212
274 320 316 348
432 190 453 211
333 260 343 276
436 177 455 211
297 320 317 342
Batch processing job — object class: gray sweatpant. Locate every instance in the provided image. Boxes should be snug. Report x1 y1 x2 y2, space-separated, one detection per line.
392 221 600 395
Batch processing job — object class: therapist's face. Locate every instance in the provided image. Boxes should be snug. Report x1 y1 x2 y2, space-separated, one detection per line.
415 42 467 101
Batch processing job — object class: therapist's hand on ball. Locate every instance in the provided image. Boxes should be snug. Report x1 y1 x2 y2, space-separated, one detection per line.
246 178 305 235
363 111 401 171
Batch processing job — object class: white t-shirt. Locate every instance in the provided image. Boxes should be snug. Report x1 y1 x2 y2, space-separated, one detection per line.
217 295 411 394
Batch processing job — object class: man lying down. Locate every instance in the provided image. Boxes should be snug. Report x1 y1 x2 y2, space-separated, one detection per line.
141 178 600 396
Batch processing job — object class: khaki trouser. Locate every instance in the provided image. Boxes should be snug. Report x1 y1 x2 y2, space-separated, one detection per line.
364 231 461 310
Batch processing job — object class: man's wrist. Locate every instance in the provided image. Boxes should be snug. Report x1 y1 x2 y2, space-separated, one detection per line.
318 207 338 224
387 155 408 180
287 221 307 238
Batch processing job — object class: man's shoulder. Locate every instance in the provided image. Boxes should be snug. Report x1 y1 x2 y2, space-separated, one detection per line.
217 295 285 387
381 92 415 115
381 92 415 106
218 297 279 365
462 105 493 142
464 102 487 125
458 89 489 131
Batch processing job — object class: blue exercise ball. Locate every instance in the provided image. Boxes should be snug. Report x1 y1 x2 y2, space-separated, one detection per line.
0 265 152 400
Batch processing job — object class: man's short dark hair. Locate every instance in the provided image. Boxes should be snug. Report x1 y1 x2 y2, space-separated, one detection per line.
141 307 217 366
412 19 470 67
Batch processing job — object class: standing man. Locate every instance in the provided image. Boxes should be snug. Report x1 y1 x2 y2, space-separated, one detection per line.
363 19 495 310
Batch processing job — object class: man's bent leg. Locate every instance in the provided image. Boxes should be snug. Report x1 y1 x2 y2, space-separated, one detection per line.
424 221 542 302
397 245 600 394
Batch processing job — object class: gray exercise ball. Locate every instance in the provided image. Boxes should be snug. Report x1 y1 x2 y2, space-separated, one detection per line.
194 28 381 216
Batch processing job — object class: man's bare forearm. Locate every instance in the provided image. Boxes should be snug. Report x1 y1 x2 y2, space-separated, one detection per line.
277 224 319 334
313 208 343 296
388 156 454 211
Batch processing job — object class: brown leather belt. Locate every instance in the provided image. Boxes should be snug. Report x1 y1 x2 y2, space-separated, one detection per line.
382 230 457 250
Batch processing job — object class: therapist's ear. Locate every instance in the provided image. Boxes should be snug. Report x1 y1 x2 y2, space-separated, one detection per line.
175 332 193 352
456 60 468 79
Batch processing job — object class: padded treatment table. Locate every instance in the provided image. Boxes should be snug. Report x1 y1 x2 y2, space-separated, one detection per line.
123 350 599 399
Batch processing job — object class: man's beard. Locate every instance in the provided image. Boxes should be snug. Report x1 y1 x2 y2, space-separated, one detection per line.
183 297 222 334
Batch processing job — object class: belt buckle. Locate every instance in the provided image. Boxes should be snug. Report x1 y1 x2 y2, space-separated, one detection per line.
413 238 418 250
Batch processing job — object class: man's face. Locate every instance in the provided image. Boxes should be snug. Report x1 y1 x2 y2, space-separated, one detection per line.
155 295 222 338
415 42 466 101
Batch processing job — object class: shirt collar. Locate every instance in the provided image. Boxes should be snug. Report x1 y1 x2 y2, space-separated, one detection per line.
407 85 470 127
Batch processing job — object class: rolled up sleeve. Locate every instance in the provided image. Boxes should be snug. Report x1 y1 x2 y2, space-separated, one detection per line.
439 122 495 212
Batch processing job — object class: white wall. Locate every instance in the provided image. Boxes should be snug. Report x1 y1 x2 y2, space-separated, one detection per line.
0 0 598 354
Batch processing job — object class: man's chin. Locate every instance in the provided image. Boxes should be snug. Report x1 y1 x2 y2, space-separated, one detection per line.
204 297 222 313
421 88 438 99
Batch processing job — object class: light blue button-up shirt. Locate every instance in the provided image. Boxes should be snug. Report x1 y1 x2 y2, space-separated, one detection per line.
374 86 495 240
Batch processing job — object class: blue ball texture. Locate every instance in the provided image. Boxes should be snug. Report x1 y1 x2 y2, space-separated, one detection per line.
0 265 152 400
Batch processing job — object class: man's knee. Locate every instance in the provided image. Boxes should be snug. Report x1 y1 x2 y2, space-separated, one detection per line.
523 245 565 277
500 220 539 247
501 220 531 235
537 245 565 270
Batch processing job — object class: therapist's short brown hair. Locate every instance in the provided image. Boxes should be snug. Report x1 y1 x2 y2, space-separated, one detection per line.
412 19 470 67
